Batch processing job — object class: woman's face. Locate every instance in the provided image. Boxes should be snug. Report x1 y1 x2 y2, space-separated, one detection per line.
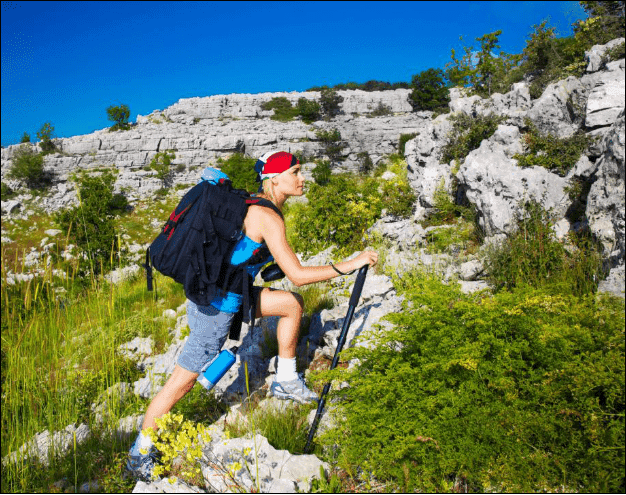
276 165 305 196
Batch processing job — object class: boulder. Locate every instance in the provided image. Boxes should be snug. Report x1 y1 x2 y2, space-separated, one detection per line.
585 38 625 73
526 77 587 138
457 138 570 237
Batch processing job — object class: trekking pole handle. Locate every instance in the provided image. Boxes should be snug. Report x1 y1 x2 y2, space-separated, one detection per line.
349 265 369 307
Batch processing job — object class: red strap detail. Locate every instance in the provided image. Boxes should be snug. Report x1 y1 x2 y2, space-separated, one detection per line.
245 199 260 205
163 224 169 233
170 204 191 223
167 227 176 240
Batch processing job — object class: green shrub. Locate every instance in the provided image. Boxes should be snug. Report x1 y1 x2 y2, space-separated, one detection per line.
20 132 30 143
149 150 176 188
315 128 345 163
398 133 417 155
1 182 16 200
297 98 321 123
441 113 503 165
106 104 131 131
319 88 344 119
356 151 374 175
7 145 48 189
36 122 55 153
288 174 383 256
321 272 625 492
485 201 604 296
380 178 415 218
368 102 393 117
409 68 450 112
217 153 258 192
56 170 129 272
311 160 332 185
260 97 299 122
514 120 590 176
423 178 475 228
605 40 625 63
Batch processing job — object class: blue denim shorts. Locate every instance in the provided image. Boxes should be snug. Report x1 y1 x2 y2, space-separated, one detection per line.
177 301 236 374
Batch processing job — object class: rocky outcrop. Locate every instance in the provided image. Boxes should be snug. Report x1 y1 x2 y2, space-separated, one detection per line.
403 38 625 254
457 125 569 237
585 111 625 268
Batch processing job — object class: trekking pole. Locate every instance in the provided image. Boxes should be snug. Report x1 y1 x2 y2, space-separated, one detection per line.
304 265 368 454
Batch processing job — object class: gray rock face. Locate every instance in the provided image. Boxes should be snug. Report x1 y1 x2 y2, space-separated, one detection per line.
585 38 625 72
585 111 625 267
584 59 625 129
527 76 588 138
457 135 570 237
404 114 453 210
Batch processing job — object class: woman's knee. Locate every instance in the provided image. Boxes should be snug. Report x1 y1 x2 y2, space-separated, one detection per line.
289 292 304 317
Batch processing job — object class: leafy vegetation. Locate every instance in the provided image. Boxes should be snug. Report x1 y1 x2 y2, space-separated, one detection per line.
288 156 414 256
398 133 417 155
514 120 591 176
7 145 49 189
368 102 393 117
446 30 522 97
319 88 344 119
356 151 374 174
107 104 131 131
260 97 300 122
307 80 410 92
20 132 31 143
296 97 321 123
149 150 176 189
409 68 450 112
485 201 604 296
1 182 16 200
216 153 258 192
315 127 346 163
56 170 129 273
440 113 504 165
36 122 56 153
319 271 625 492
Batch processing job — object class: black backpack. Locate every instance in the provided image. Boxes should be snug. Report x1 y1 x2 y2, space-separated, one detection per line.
144 179 281 338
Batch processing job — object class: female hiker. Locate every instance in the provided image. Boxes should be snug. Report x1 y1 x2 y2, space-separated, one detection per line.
127 151 378 480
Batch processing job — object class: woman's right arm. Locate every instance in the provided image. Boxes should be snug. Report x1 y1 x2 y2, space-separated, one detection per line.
260 209 377 287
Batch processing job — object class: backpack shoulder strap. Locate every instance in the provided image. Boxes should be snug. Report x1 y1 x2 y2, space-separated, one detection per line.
245 197 283 219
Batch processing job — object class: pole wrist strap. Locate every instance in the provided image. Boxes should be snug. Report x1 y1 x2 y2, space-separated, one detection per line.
331 263 356 276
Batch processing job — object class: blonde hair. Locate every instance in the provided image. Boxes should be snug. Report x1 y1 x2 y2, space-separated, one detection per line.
261 177 276 203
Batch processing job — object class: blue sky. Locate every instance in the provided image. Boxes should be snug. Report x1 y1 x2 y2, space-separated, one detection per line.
1 1 586 147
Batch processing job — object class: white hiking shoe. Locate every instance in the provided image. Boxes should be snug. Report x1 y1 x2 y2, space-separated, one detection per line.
270 374 318 404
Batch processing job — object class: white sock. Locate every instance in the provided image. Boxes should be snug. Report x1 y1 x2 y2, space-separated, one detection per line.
138 431 154 450
276 356 298 382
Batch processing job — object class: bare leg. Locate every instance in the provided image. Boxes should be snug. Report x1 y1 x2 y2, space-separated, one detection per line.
141 364 199 431
256 288 304 358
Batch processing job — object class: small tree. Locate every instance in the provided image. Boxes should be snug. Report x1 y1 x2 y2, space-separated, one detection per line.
8 145 47 189
149 150 176 190
20 132 31 143
409 68 450 111
106 104 131 131
36 122 55 153
297 98 321 123
56 170 128 273
319 88 344 119
315 128 345 163
356 151 374 175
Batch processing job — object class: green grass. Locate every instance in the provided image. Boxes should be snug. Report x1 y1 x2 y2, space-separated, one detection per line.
1 190 192 493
